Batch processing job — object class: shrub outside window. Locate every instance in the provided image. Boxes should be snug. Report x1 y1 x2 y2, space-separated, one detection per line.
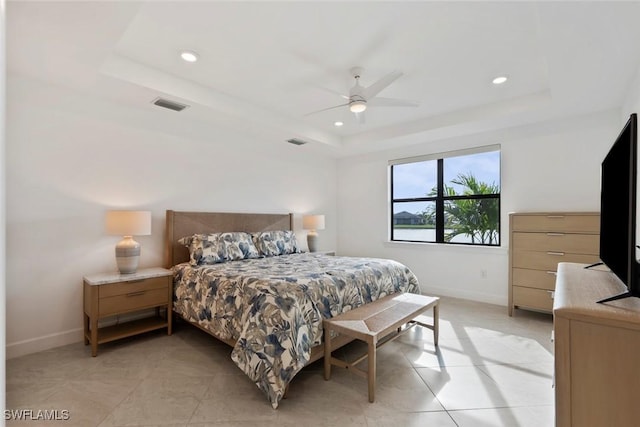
390 146 501 246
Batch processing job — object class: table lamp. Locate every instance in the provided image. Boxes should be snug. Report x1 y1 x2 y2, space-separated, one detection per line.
303 214 325 252
105 210 151 274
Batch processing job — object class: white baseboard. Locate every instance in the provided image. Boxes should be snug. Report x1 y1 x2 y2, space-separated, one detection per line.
5 290 505 360
5 309 158 359
6 328 84 359
421 285 507 306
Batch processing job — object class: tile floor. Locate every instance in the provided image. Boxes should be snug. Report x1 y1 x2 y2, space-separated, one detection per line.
5 297 555 426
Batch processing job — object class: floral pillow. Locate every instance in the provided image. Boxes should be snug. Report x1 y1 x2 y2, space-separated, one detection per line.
219 232 260 260
253 230 300 257
178 233 227 266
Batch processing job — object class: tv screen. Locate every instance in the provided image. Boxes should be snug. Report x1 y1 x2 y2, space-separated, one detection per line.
598 113 639 303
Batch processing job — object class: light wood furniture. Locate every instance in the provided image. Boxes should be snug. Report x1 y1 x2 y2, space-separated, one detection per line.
323 292 439 402
83 267 173 356
508 212 599 315
554 262 640 427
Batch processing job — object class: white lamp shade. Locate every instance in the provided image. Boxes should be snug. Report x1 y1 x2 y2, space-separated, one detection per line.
303 215 325 231
105 211 151 236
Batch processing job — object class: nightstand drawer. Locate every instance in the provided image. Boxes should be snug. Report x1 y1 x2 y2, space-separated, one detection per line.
99 288 169 316
513 286 554 312
99 277 168 298
512 232 599 254
512 214 599 233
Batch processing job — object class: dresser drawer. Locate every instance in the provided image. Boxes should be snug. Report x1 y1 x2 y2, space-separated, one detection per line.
99 277 168 298
512 268 557 291
512 214 599 233
513 286 554 312
512 232 599 254
99 288 168 316
512 250 600 271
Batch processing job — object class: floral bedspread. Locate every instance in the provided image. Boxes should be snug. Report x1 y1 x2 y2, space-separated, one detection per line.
172 253 420 408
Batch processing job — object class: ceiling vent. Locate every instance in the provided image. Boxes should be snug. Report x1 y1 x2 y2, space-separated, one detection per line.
287 138 308 146
152 97 189 112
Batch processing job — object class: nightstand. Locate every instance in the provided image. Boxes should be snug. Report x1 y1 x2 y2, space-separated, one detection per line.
83 267 173 356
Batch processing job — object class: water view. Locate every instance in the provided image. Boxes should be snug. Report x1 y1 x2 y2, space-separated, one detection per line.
393 228 500 244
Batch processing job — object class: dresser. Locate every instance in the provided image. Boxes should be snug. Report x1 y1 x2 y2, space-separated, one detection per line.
554 262 640 427
508 212 599 316
83 267 173 356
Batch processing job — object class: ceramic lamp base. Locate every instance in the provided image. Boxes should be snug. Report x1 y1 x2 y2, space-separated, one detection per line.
115 236 141 274
307 231 319 252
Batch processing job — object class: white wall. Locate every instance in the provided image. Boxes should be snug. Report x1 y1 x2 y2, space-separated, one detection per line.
622 60 640 120
5 75 338 358
1 0 7 410
337 110 620 305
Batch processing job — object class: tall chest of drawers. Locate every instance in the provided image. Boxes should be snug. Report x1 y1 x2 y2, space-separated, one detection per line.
508 212 600 316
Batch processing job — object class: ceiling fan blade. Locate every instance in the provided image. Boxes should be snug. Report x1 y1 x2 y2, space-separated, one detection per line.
362 70 403 99
368 97 419 108
304 103 349 117
313 85 350 100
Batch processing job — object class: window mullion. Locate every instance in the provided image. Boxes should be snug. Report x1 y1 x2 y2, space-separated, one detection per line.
390 165 395 241
436 158 444 243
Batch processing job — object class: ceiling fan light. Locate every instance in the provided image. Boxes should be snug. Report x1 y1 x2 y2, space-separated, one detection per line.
350 100 367 113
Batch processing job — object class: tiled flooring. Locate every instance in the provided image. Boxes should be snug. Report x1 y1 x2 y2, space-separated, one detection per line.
6 297 555 426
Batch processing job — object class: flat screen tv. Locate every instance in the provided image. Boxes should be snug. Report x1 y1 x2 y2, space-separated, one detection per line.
597 113 640 303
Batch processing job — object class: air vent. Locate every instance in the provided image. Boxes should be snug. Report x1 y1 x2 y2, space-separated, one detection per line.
287 138 308 146
152 97 189 112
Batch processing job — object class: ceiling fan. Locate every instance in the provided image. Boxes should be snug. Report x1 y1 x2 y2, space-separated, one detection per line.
306 67 419 122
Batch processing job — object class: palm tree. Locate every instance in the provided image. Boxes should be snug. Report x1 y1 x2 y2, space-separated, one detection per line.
424 173 499 244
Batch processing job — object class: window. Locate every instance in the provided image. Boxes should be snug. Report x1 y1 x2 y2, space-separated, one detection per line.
390 146 501 246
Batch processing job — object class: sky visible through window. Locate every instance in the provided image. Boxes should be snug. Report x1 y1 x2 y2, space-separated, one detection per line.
393 150 500 214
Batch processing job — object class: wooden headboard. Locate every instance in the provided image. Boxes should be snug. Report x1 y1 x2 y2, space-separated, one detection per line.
165 210 293 268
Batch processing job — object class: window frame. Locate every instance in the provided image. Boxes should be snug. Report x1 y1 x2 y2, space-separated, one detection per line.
389 145 501 246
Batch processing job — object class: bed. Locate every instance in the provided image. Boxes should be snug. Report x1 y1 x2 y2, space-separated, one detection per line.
165 210 420 408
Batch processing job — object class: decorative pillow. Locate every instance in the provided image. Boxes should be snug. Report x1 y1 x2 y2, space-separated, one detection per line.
253 230 300 257
178 233 227 266
219 232 260 260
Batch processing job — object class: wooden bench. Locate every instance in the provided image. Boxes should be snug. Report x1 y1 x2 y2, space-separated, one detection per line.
323 292 439 402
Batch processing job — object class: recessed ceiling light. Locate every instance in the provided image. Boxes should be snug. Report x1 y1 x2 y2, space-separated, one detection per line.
492 76 508 85
334 121 344 127
180 50 199 63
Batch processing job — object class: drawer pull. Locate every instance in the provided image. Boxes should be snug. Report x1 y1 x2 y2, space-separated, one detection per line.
546 271 557 276
547 251 565 256
547 290 555 299
546 233 565 237
547 215 565 219
126 291 146 297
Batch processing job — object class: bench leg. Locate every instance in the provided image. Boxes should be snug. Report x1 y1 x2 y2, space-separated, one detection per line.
324 326 332 381
433 302 439 347
367 337 376 403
